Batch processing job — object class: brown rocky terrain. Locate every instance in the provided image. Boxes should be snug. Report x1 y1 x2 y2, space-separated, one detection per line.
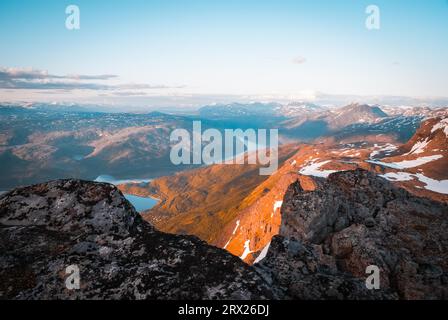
122 116 448 266
118 144 299 244
255 170 448 299
366 116 448 203
214 150 318 263
125 141 372 263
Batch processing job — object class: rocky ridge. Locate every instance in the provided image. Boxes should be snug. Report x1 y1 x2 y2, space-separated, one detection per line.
1 171 447 300
0 180 274 299
255 169 448 299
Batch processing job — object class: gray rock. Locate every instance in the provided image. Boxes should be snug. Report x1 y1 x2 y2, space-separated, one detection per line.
257 169 448 300
0 179 275 300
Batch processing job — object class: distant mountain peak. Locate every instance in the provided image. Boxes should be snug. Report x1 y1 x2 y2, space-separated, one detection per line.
327 103 388 129
342 103 388 116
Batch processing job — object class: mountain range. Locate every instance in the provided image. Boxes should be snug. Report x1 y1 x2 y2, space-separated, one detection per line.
1 101 448 300
119 113 448 266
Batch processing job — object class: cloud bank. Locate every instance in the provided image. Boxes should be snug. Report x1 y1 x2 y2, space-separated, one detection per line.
0 67 182 93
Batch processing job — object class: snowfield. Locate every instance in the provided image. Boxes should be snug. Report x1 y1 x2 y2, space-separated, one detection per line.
381 172 448 194
415 174 448 194
366 154 443 169
299 160 339 178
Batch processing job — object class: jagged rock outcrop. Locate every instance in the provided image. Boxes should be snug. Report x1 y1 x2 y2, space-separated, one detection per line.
0 180 275 300
255 169 448 299
255 235 396 299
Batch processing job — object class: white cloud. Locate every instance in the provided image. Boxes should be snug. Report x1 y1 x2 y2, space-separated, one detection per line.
292 56 307 64
0 66 183 92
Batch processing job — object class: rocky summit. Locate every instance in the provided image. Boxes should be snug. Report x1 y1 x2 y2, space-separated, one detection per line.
255 169 448 299
0 180 274 300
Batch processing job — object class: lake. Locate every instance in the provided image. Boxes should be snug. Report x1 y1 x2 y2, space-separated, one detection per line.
123 194 159 212
94 175 158 212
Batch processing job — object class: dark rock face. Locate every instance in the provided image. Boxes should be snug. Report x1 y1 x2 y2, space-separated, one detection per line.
255 236 396 300
255 169 448 299
0 180 274 300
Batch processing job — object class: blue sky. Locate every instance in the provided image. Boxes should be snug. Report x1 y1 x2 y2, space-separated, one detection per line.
0 0 447 106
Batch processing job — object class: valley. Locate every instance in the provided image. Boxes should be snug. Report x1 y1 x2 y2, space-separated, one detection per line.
118 106 448 265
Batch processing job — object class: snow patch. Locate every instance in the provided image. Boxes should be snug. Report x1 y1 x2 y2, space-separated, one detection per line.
369 143 397 159
415 174 448 194
299 160 338 178
271 201 283 217
366 155 443 169
253 242 271 264
380 172 414 182
404 138 429 155
431 118 448 138
381 172 448 194
240 240 253 260
223 220 240 249
223 239 231 249
232 220 240 235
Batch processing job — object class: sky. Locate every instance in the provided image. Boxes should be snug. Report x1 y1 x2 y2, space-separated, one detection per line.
0 0 447 108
